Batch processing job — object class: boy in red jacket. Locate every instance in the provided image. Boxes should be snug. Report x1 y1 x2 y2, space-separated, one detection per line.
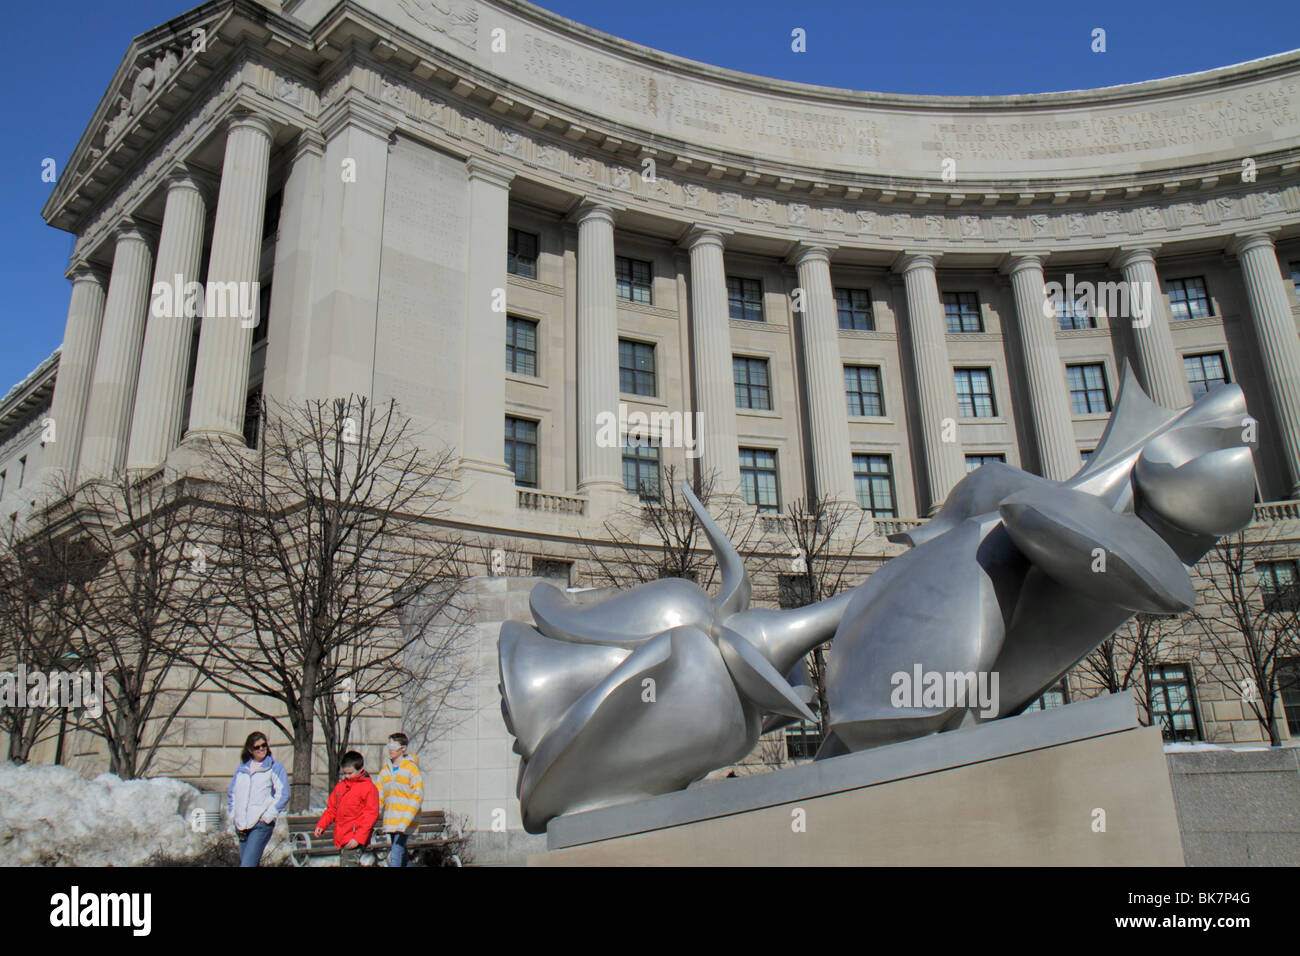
313 751 380 867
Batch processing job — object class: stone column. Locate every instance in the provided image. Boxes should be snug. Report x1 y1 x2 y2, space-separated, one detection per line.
186 114 273 443
1231 232 1300 497
262 130 324 405
78 224 155 481
1003 254 1081 481
461 157 518 514
1110 247 1192 410
791 244 856 503
44 263 107 485
683 226 742 495
574 200 624 504
127 170 210 472
896 252 966 512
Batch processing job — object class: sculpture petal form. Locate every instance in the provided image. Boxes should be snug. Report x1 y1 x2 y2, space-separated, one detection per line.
499 481 846 833
998 485 1196 613
825 377 1257 750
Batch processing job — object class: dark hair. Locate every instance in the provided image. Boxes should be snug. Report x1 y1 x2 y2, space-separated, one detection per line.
388 732 408 748
241 732 270 764
341 751 364 771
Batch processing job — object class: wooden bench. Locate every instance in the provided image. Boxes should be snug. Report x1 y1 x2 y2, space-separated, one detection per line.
287 810 462 866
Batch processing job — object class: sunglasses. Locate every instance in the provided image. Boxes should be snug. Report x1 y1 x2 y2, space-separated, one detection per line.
250 743 268 751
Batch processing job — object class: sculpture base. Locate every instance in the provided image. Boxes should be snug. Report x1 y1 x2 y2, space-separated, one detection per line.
530 693 1185 866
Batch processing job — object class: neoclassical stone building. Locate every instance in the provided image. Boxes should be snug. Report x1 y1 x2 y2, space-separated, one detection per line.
5 0 1300 857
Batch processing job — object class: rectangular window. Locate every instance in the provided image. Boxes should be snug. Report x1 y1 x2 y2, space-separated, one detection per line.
844 365 884 417
17 456 25 489
1148 663 1201 742
1278 656 1300 735
1257 559 1300 612
615 256 653 304
1053 285 1097 330
739 448 779 513
835 287 873 331
853 453 897 517
1165 276 1211 321
504 416 538 488
785 719 822 761
1022 678 1071 712
954 368 996 418
506 316 538 377
1184 352 1229 397
727 276 764 322
1067 363 1111 415
621 437 661 500
533 558 572 586
0 471 5 498
507 228 539 279
965 453 1006 473
943 291 982 333
618 339 656 396
733 357 772 411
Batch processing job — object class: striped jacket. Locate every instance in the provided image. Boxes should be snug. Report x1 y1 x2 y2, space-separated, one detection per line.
375 753 423 833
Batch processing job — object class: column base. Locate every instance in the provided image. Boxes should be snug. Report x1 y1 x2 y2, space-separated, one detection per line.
458 459 518 518
578 480 630 521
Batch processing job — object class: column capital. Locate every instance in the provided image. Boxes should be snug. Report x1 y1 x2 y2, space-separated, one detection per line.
787 243 834 268
892 250 941 274
1228 231 1281 258
65 259 108 284
568 196 623 226
165 165 217 207
113 219 157 247
225 111 276 140
680 224 731 251
998 252 1049 276
466 155 516 189
1109 245 1160 272
290 128 326 160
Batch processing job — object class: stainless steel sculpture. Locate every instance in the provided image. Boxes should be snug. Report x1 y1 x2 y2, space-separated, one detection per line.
498 483 846 833
498 366 1256 831
822 365 1257 755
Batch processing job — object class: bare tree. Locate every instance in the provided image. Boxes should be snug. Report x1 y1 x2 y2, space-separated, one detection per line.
583 465 757 590
192 395 469 808
1075 612 1180 726
56 473 219 779
772 495 875 738
1190 532 1300 746
0 512 102 763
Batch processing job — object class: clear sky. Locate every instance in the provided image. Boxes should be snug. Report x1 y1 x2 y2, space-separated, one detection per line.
1 0 1297 392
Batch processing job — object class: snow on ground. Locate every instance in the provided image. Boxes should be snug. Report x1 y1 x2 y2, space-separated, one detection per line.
0 761 264 866
1163 742 1227 752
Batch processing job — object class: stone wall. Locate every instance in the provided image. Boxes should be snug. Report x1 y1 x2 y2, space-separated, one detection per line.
1167 747 1300 865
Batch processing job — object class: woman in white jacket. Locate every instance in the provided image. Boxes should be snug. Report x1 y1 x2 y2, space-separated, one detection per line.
226 731 290 866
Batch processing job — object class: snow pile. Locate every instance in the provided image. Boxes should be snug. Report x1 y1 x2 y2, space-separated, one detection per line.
0 762 237 866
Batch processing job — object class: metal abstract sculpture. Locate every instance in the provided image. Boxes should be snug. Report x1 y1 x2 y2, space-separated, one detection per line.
498 366 1256 831
822 366 1256 754
498 485 847 833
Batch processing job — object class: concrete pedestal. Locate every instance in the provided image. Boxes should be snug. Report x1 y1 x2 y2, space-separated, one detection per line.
531 693 1185 866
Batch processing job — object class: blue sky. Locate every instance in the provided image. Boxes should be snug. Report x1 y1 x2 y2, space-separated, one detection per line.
1 0 1297 391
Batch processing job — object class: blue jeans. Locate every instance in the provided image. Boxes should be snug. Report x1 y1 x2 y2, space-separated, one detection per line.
238 821 275 867
388 831 410 867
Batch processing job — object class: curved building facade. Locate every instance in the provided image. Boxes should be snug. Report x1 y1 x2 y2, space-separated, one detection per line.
11 0 1300 856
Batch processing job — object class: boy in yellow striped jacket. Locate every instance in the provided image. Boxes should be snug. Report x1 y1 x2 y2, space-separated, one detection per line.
376 733 423 867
